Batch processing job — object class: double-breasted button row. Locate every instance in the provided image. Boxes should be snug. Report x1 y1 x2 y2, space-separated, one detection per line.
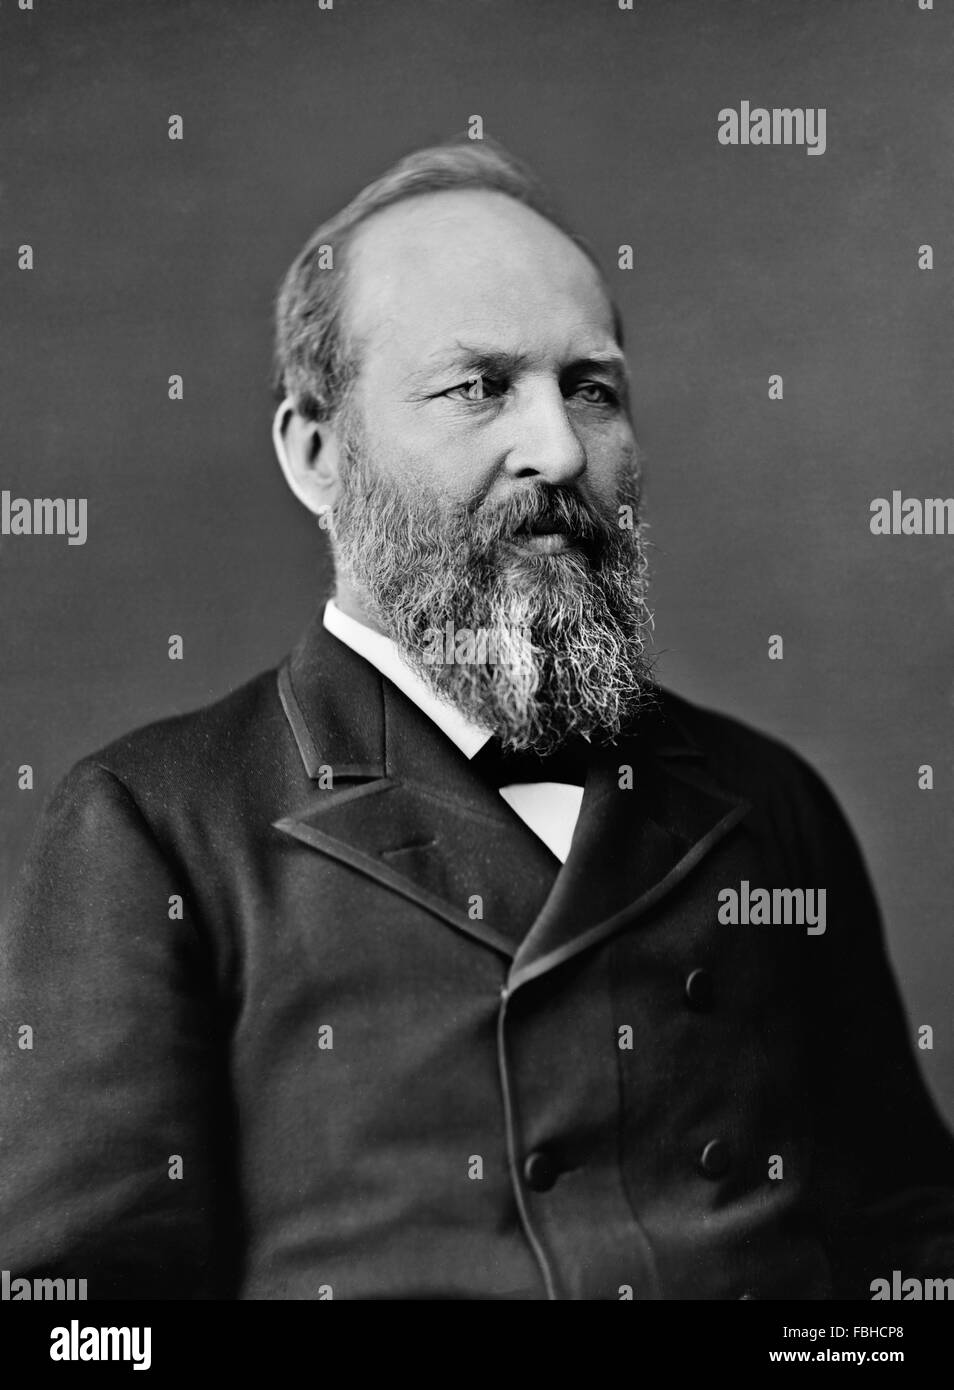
522 1140 731 1187
685 972 729 1184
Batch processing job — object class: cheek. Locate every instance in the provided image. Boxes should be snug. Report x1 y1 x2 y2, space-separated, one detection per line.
395 423 500 503
583 423 638 493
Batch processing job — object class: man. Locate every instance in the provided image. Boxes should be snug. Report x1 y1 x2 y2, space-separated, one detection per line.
2 141 953 1301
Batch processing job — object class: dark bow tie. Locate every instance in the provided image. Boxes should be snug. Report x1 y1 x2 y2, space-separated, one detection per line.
470 735 592 788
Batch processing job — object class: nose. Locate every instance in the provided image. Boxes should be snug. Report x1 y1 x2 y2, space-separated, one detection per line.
502 379 586 486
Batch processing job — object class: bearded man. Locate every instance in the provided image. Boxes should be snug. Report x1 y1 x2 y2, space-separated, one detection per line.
2 142 953 1302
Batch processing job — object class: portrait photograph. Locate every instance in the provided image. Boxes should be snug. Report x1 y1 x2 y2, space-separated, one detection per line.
1 0 952 1366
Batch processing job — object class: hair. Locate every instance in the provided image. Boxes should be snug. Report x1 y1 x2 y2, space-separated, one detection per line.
272 138 622 422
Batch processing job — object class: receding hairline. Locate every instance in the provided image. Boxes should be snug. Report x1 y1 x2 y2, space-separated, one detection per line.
339 185 622 351
346 185 605 266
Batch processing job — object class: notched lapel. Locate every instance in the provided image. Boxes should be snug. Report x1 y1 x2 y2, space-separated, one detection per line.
273 626 560 956
510 714 752 989
275 777 539 956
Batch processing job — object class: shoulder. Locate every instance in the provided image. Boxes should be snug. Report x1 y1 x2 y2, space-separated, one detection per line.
51 665 297 833
93 667 282 777
646 689 879 895
648 685 844 819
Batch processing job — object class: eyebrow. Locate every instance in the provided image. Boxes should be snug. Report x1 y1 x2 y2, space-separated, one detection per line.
406 343 630 392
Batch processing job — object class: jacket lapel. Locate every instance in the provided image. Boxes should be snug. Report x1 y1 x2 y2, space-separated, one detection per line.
273 614 561 957
509 704 751 989
273 613 751 980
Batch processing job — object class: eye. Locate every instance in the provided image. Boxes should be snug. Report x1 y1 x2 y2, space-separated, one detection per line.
571 381 616 405
443 373 505 403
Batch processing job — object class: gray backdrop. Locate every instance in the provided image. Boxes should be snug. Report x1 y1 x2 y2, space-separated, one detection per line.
2 0 952 1121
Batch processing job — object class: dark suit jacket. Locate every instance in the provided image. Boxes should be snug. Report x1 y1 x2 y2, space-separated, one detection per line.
2 611 953 1300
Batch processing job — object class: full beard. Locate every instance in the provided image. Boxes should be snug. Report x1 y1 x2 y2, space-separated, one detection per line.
329 422 656 755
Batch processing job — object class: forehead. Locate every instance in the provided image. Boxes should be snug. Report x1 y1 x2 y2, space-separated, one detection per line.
343 189 618 367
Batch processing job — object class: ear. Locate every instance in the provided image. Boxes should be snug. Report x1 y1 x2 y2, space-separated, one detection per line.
272 398 344 517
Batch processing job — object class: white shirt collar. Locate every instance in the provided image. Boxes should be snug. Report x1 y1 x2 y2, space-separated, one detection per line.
322 598 492 760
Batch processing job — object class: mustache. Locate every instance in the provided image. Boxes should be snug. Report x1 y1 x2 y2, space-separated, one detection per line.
467 485 622 551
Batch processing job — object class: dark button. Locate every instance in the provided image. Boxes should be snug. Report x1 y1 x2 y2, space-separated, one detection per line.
523 1150 559 1192
698 1139 731 1179
685 968 714 1010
